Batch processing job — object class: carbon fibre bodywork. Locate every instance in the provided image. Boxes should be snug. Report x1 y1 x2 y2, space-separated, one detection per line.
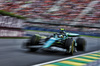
23 32 85 55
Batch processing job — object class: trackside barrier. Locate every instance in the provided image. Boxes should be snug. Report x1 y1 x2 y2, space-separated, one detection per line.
24 27 100 37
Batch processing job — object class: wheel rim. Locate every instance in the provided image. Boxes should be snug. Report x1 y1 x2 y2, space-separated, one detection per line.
68 41 74 55
71 41 74 54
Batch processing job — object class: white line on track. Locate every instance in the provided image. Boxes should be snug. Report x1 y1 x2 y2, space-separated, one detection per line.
32 50 100 66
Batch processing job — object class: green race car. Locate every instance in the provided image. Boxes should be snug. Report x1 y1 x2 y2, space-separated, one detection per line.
23 29 86 55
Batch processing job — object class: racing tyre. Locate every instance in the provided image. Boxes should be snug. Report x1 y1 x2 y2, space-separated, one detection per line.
28 35 40 52
30 35 40 45
76 38 86 51
65 38 75 55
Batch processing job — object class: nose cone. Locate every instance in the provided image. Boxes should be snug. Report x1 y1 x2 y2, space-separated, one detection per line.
43 38 57 48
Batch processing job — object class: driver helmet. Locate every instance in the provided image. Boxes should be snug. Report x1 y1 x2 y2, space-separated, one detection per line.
60 28 65 34
60 28 65 31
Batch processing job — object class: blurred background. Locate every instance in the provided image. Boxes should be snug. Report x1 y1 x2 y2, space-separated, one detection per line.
0 0 100 66
0 0 100 37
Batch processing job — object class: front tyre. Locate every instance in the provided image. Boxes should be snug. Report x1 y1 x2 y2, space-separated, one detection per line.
65 38 75 55
26 35 40 52
30 35 40 45
76 38 86 51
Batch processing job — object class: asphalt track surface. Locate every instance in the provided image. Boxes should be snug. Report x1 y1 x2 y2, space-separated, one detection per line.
0 33 100 66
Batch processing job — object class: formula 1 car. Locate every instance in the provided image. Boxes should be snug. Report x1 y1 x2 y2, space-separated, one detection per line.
23 30 86 55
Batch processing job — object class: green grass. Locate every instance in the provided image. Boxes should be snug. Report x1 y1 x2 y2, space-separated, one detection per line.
80 35 100 38
0 10 26 19
25 1 32 3
25 30 56 33
26 30 100 38
0 37 29 39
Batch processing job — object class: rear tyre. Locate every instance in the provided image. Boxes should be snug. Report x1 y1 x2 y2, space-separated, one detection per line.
65 38 75 55
27 35 40 52
76 38 86 51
